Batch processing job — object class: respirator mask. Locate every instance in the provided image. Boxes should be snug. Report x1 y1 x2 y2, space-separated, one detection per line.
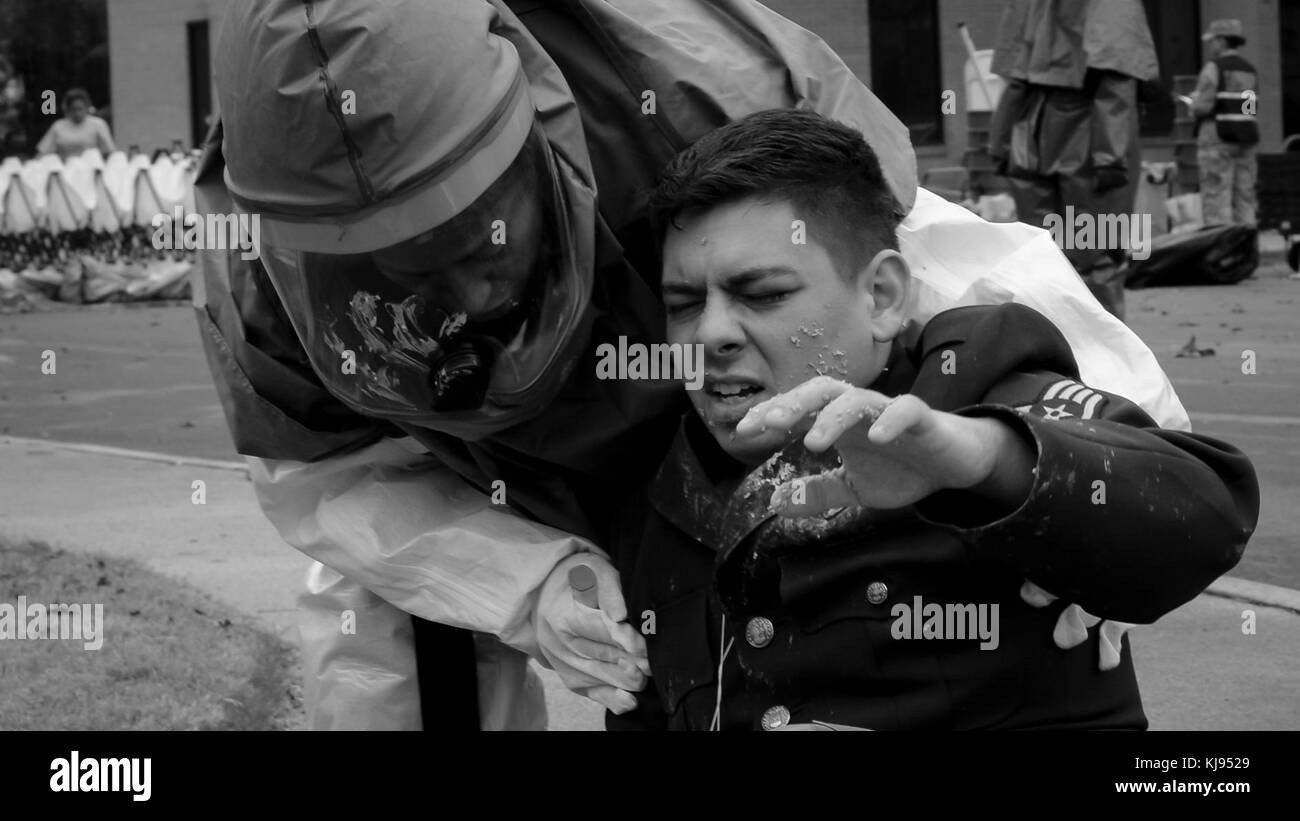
254 123 594 439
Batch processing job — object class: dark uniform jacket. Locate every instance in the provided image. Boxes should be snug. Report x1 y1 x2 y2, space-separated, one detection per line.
610 304 1258 731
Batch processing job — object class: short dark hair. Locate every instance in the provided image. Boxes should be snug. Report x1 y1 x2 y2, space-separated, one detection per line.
64 88 92 109
648 108 905 275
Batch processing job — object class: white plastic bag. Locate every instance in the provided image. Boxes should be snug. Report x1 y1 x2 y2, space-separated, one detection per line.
901 188 1190 431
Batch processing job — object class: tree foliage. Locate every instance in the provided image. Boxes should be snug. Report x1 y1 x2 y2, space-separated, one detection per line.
0 0 109 157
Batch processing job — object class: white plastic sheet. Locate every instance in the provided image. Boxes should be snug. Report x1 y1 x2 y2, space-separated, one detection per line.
90 171 123 232
902 187 1190 431
101 151 134 219
1 174 37 233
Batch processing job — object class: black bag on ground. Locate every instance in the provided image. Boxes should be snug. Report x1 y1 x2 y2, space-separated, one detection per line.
1125 224 1259 288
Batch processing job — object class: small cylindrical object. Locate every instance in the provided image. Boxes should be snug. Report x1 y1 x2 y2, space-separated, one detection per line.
568 564 599 609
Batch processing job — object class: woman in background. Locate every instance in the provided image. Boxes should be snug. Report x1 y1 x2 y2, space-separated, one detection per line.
36 87 114 161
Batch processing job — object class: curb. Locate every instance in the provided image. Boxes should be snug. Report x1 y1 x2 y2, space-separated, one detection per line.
0 435 249 473
1206 576 1300 616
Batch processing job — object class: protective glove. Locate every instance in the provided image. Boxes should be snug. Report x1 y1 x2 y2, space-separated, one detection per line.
533 552 651 715
1019 580 1134 671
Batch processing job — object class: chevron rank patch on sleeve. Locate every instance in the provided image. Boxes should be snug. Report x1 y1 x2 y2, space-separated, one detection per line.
1013 379 1109 421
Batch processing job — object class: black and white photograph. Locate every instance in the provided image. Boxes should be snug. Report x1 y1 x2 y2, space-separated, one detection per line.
1 0 1298 802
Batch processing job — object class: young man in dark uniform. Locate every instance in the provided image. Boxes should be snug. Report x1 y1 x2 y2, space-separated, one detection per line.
611 110 1259 730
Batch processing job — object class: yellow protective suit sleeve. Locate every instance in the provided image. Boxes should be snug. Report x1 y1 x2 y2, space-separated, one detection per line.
298 560 423 730
298 561 548 730
248 435 604 663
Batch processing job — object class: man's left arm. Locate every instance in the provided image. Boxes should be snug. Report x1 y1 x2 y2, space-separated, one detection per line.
915 375 1259 624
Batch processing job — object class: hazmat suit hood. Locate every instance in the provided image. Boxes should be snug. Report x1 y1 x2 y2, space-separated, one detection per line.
219 0 536 251
991 0 1159 87
213 0 598 440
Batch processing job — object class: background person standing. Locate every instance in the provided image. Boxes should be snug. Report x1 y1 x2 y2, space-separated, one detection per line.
1190 19 1259 228
35 87 114 161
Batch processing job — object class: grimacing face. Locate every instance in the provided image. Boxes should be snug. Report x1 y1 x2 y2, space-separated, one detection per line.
661 196 910 465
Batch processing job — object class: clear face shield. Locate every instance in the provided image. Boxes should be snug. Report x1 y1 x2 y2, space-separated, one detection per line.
252 124 594 439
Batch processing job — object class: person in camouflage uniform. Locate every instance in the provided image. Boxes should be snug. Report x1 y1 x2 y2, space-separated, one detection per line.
1190 19 1259 227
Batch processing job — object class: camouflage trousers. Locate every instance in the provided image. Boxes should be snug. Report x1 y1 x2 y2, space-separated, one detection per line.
1199 142 1257 227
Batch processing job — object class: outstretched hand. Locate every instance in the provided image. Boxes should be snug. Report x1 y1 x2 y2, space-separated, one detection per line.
734 377 1028 515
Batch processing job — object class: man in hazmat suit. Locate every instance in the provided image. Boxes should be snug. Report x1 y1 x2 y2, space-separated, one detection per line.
1190 19 1260 228
196 0 1189 730
988 0 1160 322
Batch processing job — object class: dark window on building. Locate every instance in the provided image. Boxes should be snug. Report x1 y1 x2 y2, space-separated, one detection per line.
187 21 212 151
1282 1 1300 141
1139 0 1202 137
869 0 943 146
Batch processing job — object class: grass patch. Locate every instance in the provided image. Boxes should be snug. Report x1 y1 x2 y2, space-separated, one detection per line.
0 539 304 730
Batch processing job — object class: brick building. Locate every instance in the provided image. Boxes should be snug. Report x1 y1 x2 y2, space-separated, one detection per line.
107 0 1297 168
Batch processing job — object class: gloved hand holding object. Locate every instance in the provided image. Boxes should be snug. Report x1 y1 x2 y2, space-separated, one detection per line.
535 554 650 714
